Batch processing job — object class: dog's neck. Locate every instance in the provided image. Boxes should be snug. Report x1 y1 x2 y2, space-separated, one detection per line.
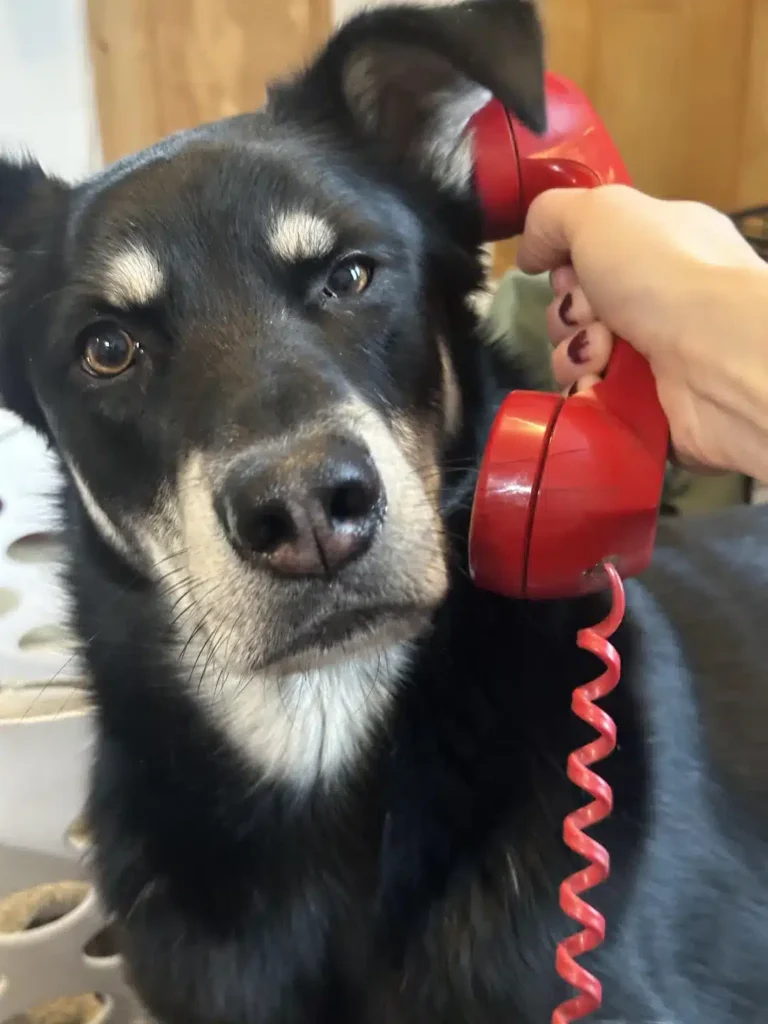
189 646 414 789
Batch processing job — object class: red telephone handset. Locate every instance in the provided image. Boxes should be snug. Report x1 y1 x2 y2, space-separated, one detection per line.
466 76 670 1023
468 73 669 600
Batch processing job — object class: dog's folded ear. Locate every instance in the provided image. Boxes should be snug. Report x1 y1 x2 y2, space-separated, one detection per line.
0 159 69 427
0 158 66 244
0 159 69 302
1 160 47 232
272 0 545 193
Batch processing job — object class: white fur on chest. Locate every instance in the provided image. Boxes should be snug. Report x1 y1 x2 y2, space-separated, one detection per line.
198 645 411 787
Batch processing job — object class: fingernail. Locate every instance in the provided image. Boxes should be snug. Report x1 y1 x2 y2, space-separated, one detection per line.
559 293 577 326
567 329 589 365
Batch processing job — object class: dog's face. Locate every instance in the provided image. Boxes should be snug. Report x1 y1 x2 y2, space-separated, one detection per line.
31 138 452 671
0 0 544 781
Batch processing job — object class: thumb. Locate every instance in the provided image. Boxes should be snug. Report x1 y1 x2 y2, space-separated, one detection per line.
515 188 588 275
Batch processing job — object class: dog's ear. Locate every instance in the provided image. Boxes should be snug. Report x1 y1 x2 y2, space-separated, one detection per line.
0 158 67 241
271 0 545 193
0 158 69 427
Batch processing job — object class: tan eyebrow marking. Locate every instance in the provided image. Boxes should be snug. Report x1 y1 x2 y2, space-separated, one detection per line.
267 210 336 263
102 242 165 308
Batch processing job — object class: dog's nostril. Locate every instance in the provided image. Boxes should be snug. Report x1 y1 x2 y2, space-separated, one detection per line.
242 502 296 555
221 436 385 578
327 479 378 523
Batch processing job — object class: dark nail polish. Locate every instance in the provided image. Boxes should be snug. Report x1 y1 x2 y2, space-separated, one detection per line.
567 330 589 365
559 293 577 326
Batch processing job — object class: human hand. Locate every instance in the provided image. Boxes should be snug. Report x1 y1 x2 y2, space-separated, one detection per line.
517 185 768 477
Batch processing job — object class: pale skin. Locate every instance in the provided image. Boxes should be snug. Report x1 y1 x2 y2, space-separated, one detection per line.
516 184 768 483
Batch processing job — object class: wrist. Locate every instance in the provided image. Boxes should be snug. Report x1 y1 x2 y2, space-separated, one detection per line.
680 263 768 479
681 263 768 396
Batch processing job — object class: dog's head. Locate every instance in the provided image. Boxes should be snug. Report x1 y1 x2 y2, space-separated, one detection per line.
0 0 544 781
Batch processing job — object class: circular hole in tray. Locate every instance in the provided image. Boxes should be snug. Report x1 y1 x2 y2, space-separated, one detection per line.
18 624 76 654
2 992 107 1024
84 924 120 960
6 532 65 565
0 588 20 616
0 882 90 935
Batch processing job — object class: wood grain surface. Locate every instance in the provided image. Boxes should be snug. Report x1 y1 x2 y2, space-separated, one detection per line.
88 0 330 163
496 0 767 273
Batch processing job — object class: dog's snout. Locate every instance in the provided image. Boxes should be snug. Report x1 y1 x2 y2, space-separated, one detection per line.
220 436 385 578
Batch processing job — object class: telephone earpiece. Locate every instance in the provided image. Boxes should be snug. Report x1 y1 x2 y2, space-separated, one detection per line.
467 73 669 600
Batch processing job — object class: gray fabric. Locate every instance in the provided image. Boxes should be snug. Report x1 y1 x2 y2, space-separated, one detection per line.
487 269 556 391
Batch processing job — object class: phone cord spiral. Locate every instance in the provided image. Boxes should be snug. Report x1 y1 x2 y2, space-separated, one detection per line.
552 562 626 1024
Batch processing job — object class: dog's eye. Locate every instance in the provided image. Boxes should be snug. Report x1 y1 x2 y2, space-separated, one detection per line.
323 257 374 299
80 324 138 378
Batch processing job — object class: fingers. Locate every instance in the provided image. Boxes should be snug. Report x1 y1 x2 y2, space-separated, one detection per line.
550 265 578 296
567 373 602 395
546 284 596 345
540 247 610 394
552 321 614 391
517 188 589 274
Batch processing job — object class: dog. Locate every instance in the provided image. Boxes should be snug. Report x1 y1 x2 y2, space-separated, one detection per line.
2 1 768 1021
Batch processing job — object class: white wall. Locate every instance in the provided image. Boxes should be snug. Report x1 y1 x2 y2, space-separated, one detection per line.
0 0 101 181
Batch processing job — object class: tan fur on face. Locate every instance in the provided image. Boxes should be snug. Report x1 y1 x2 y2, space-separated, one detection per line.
50 368 448 788
437 338 462 439
66 459 134 559
53 393 446 786
79 452 412 787
341 395 447 597
102 242 165 308
118 397 448 786
267 210 336 263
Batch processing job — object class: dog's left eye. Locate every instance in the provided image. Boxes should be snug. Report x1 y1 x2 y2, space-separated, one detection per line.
323 257 374 299
79 324 138 378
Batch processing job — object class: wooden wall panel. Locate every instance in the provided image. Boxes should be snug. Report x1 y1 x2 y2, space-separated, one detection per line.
496 0 764 275
738 0 768 207
542 0 594 86
88 0 330 164
682 0 752 210
543 0 754 208
584 0 749 208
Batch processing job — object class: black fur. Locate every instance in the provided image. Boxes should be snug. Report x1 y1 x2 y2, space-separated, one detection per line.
2 3 768 1022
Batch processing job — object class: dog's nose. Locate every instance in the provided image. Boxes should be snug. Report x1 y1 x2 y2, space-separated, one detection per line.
220 436 384 578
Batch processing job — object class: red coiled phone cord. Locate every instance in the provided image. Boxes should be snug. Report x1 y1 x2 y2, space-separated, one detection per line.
552 562 626 1024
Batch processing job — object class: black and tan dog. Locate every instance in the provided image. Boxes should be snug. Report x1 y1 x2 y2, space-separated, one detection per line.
1 2 768 1021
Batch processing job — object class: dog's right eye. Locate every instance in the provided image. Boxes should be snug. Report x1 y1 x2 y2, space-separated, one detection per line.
323 256 374 300
79 324 138 378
